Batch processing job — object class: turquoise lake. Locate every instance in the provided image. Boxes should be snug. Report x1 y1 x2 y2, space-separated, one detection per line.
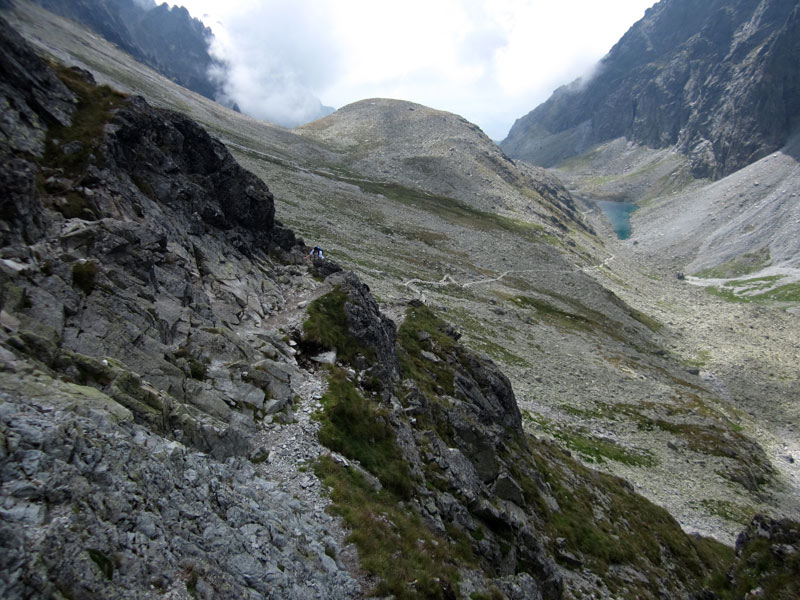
598 201 638 240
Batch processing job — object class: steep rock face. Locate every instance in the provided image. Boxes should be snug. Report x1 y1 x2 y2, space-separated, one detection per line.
502 0 800 178
0 21 302 443
327 270 400 382
29 0 223 100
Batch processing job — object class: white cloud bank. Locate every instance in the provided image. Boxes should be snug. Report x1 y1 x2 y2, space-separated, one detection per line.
170 0 655 139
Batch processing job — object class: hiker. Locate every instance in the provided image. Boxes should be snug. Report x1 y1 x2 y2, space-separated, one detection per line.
308 246 324 261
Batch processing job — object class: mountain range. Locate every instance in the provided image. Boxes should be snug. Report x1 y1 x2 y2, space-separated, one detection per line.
1 0 799 598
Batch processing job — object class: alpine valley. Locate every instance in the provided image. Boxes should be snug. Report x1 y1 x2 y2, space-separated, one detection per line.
0 1 798 599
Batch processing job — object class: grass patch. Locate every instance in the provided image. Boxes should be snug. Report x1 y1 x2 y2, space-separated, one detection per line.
315 455 469 599
87 548 115 580
684 349 711 368
44 65 126 180
317 368 413 499
510 292 638 344
706 286 747 303
705 521 800 600
698 499 757 526
302 287 374 364
627 307 663 332
756 283 800 302
356 180 546 242
722 275 783 289
71 261 98 295
648 420 771 489
397 303 458 398
556 429 657 467
529 438 733 586
695 248 771 279
703 271 798 303
707 281 800 304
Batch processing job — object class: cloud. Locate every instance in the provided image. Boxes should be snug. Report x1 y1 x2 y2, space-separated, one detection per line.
171 0 654 137
194 0 343 127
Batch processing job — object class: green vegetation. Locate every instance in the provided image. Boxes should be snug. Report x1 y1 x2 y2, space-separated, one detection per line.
44 65 126 180
509 292 644 344
469 589 504 600
705 273 800 304
756 282 800 302
317 368 413 498
706 285 746 303
528 438 734 591
627 307 664 333
315 456 469 599
684 349 712 368
555 429 656 467
87 548 115 580
174 344 208 381
698 499 757 526
397 303 458 398
706 522 800 599
355 180 546 242
448 307 531 367
695 248 771 279
71 261 98 295
302 287 374 363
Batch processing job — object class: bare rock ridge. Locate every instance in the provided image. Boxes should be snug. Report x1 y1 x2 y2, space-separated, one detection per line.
501 0 800 179
2 13 800 600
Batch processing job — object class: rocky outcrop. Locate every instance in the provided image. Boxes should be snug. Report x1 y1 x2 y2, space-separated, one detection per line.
325 270 400 381
300 283 748 598
502 0 800 179
0 17 305 441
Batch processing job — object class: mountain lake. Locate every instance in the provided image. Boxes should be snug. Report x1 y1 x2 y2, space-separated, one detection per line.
598 200 638 239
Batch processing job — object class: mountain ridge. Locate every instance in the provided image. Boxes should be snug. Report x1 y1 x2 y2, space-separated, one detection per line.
501 0 800 179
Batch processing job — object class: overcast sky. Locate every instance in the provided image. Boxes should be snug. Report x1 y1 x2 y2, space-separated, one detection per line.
167 0 655 139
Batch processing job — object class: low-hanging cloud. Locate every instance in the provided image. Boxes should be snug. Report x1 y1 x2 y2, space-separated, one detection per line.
204 0 342 127
174 0 654 137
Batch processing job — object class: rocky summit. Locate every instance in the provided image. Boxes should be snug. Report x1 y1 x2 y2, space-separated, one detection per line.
1 1 800 599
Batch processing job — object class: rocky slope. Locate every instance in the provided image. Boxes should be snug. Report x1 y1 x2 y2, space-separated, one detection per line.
502 0 800 179
3 3 800 598
0 20 755 599
8 0 799 551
